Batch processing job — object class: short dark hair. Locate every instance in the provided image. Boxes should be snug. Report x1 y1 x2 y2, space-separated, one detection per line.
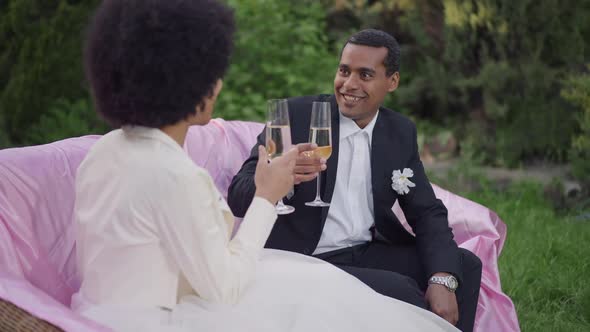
343 29 400 76
84 0 235 128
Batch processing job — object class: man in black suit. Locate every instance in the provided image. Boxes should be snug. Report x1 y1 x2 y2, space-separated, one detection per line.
228 29 482 332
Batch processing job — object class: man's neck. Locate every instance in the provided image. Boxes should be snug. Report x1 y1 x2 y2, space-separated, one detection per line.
354 119 369 129
350 110 379 129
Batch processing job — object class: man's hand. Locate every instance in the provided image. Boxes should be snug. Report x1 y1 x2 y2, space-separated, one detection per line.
293 143 327 185
425 272 459 326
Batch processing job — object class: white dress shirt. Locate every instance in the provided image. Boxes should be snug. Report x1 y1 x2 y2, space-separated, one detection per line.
73 126 277 309
314 111 379 254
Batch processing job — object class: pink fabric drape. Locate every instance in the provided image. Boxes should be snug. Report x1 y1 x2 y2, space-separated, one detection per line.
0 135 108 331
0 119 519 331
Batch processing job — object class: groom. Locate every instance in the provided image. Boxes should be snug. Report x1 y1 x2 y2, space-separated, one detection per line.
228 29 482 332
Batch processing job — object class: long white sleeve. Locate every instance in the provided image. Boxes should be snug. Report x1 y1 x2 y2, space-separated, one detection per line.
151 168 277 304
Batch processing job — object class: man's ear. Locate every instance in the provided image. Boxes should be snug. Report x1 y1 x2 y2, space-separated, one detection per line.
388 72 400 92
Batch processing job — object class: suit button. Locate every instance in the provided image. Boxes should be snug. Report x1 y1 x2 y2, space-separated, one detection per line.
303 248 311 255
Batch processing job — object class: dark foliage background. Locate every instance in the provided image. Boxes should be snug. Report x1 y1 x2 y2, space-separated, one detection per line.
0 0 588 182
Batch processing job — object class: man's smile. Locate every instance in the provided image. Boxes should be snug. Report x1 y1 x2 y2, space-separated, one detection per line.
339 92 366 105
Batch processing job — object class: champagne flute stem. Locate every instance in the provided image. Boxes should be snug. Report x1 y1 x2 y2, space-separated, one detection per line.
314 173 322 201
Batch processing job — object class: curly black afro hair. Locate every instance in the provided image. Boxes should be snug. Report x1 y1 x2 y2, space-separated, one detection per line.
84 0 235 128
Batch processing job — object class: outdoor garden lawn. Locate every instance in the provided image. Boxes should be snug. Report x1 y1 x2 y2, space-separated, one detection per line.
465 183 590 332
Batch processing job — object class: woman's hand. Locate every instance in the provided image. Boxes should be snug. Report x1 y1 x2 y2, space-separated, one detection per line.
254 145 298 204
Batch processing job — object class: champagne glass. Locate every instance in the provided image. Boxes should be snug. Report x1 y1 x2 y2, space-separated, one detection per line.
305 101 332 207
266 99 295 215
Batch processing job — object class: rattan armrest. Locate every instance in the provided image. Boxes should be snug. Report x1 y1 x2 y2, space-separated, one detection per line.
0 299 64 332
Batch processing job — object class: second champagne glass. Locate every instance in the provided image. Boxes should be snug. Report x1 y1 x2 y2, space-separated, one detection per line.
305 101 332 207
266 99 295 215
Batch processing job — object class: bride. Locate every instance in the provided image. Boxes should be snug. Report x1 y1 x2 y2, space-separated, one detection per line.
72 0 458 331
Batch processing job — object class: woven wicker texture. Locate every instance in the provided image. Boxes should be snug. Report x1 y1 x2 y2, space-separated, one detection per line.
0 299 63 332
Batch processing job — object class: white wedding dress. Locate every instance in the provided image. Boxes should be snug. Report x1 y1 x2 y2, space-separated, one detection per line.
76 249 458 332
72 127 458 332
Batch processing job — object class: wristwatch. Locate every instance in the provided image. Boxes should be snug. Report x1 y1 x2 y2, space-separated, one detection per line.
428 275 459 292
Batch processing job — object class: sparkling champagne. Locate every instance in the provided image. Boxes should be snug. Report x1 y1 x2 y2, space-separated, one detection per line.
313 146 332 159
309 127 332 159
266 125 292 159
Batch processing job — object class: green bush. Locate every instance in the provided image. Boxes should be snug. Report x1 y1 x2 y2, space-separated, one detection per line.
1 0 588 173
216 0 337 122
0 0 337 146
25 98 108 145
412 0 588 166
562 67 590 183
0 0 100 148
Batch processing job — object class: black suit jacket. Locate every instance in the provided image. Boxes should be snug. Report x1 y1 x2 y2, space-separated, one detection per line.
227 94 462 281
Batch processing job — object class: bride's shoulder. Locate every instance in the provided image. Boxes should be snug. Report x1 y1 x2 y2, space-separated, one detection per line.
154 148 208 177
153 156 214 191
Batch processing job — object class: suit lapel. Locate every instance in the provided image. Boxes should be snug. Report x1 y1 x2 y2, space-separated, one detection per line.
370 110 396 207
320 95 340 222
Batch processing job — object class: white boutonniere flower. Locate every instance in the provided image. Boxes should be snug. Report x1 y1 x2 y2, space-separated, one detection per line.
391 168 416 195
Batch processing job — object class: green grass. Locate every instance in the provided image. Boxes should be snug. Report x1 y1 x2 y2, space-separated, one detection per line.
464 182 590 332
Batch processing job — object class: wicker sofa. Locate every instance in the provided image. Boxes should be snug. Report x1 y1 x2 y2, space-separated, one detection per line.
0 119 520 331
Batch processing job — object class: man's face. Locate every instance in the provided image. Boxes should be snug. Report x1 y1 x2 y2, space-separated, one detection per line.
334 44 399 128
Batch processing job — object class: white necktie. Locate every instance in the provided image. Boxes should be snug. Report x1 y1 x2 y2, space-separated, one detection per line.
348 131 371 229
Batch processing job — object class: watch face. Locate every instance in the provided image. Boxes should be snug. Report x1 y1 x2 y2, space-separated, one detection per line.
447 277 458 290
